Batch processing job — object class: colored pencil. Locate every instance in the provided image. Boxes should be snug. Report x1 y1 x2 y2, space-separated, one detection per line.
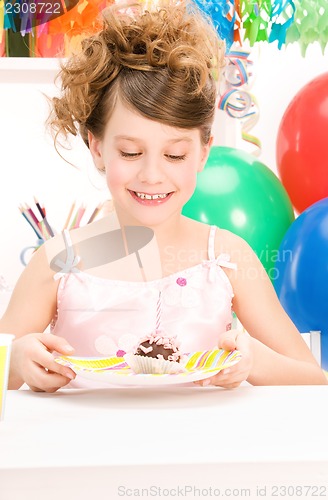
20 199 107 241
87 201 104 224
74 204 86 228
69 205 79 229
63 201 76 230
34 196 55 237
19 205 44 240
26 205 40 228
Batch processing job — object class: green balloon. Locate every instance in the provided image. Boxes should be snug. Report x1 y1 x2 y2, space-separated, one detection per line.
182 146 295 277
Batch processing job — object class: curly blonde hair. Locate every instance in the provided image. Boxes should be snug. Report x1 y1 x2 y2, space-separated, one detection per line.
49 0 224 149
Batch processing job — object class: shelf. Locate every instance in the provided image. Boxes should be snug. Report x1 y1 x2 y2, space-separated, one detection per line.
0 57 63 83
0 57 62 69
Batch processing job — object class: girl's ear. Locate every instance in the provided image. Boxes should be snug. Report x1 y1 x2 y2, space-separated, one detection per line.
197 135 213 173
88 131 105 172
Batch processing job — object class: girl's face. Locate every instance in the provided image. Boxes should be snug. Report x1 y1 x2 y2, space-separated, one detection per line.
88 99 212 228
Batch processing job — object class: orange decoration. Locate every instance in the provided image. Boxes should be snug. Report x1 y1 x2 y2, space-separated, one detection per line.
0 35 5 57
43 0 114 55
35 26 65 57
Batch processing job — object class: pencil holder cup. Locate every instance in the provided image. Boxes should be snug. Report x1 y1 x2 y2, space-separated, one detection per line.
20 239 44 266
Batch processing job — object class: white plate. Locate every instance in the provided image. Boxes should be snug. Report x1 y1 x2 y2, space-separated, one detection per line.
55 348 242 387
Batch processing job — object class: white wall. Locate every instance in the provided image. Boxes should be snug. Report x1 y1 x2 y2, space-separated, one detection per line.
251 42 328 172
0 42 327 288
0 58 109 287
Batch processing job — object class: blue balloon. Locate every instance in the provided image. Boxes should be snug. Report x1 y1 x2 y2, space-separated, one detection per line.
274 198 328 369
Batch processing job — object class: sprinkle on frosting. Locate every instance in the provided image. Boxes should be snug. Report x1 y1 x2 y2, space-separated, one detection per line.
134 330 182 362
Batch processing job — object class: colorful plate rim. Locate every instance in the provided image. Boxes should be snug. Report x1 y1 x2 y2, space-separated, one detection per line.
55 348 242 386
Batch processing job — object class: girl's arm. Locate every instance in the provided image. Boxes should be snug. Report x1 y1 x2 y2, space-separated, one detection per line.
246 336 327 385
0 245 76 390
217 230 327 386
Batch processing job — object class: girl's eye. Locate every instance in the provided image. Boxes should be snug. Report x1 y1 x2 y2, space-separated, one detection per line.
120 151 141 158
165 154 186 162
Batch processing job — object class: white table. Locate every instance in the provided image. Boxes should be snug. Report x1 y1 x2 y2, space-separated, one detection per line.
1 386 328 500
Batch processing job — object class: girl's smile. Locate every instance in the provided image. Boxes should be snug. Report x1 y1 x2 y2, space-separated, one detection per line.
128 190 174 205
88 99 211 228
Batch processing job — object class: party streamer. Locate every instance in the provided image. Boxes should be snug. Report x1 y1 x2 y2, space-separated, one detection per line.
269 0 296 49
219 47 261 155
285 0 328 55
193 0 235 50
0 0 326 57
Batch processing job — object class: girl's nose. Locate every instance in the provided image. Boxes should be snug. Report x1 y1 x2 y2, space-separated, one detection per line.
137 157 165 184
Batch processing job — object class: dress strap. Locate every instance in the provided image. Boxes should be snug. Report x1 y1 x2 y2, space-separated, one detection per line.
204 225 237 282
53 229 81 281
207 225 217 261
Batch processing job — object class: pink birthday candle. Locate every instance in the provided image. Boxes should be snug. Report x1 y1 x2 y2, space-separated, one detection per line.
155 291 162 332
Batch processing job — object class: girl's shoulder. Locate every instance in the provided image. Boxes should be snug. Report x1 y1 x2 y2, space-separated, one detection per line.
182 218 252 261
2 242 60 334
213 227 258 268
42 213 120 271
214 227 249 252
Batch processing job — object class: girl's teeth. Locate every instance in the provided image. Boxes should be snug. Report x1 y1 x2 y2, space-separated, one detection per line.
135 192 168 200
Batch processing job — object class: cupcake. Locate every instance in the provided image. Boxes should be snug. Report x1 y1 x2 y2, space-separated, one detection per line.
125 330 185 374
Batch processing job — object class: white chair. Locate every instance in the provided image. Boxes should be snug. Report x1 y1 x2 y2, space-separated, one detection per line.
301 331 321 365
235 317 322 366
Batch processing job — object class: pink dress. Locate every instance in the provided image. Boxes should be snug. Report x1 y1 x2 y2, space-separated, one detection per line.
50 225 236 387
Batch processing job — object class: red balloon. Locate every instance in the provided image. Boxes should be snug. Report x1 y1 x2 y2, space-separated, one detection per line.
276 72 328 214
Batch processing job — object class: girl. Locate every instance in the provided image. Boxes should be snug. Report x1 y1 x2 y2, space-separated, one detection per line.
3 0 327 391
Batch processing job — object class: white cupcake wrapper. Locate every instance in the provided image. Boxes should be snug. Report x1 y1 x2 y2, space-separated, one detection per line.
124 353 186 374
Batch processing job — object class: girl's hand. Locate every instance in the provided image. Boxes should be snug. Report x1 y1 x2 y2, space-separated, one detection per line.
195 329 253 389
9 333 76 392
